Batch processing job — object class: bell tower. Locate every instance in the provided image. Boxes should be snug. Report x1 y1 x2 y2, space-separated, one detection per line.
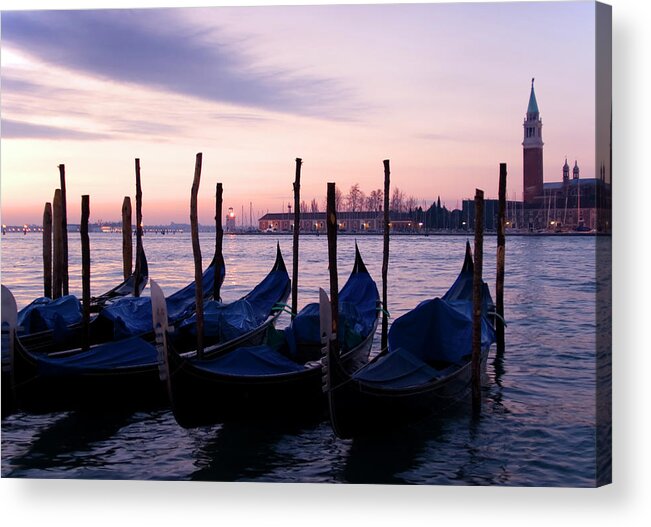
523 78 544 206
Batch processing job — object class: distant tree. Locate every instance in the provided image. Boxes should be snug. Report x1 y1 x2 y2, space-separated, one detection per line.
405 195 417 213
346 183 365 212
335 187 344 211
390 187 405 212
358 189 367 212
366 189 383 211
310 198 319 214
300 200 309 213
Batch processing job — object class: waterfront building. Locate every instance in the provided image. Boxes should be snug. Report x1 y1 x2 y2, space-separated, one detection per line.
257 211 423 233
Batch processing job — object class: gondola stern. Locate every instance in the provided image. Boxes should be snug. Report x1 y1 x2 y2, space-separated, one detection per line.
206 249 227 296
272 242 288 273
137 246 150 294
462 240 474 274
352 242 369 275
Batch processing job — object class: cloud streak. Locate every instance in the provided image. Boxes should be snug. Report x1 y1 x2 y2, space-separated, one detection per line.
1 119 110 140
1 9 357 120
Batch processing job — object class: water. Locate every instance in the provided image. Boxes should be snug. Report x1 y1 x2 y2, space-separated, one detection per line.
1 232 605 486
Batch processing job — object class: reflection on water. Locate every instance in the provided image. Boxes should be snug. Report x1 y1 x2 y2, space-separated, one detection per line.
1 232 604 486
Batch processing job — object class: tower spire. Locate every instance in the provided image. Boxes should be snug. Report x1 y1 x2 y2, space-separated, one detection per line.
527 78 539 116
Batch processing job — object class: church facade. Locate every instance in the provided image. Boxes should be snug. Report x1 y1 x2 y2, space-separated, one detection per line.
518 79 610 232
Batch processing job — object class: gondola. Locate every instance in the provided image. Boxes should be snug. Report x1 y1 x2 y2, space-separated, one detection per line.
2 248 151 416
322 242 497 439
13 246 150 353
8 245 289 414
159 244 380 428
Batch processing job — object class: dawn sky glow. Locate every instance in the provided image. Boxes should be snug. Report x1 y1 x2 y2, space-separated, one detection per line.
1 2 597 225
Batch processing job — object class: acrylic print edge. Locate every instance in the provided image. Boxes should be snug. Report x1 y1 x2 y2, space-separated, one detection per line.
595 0 612 487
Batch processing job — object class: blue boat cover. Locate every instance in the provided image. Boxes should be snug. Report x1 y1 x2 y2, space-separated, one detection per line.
442 266 494 314
35 336 158 376
352 297 495 389
191 344 305 377
97 261 226 339
286 271 379 354
177 268 290 341
96 296 154 340
17 295 82 336
389 298 482 364
354 347 445 388
28 259 286 379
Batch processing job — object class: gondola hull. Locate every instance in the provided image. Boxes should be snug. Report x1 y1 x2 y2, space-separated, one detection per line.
10 336 167 413
165 321 377 428
11 310 286 414
326 347 489 439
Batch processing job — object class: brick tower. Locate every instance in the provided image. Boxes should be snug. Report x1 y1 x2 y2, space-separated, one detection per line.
523 78 544 206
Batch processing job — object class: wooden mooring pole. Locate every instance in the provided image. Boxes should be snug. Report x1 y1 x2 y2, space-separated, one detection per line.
42 202 53 298
381 159 390 350
52 189 63 299
292 158 302 319
80 195 91 350
190 153 204 358
472 188 485 414
58 164 69 296
214 183 224 301
133 159 143 297
496 163 507 354
326 182 339 355
121 196 133 280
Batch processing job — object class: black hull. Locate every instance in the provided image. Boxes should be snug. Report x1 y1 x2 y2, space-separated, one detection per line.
167 322 376 428
11 336 166 414
327 347 489 439
11 298 287 415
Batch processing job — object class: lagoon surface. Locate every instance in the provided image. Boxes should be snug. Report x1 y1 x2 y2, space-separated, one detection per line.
1 232 607 486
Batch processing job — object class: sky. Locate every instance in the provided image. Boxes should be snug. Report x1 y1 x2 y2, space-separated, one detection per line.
1 1 599 226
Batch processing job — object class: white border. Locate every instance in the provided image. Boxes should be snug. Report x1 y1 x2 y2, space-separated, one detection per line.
1 0 648 525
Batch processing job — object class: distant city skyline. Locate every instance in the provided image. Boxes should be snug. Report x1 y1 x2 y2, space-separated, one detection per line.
1 2 599 225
